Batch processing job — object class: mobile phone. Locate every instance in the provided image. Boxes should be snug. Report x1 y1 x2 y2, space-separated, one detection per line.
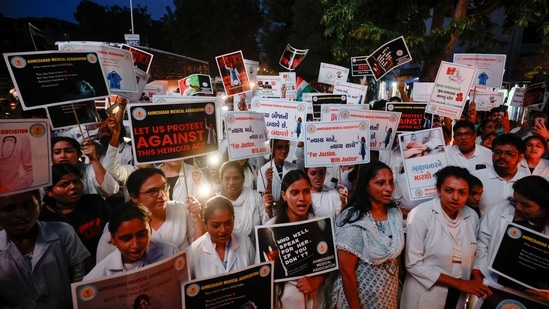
329 177 338 189
475 164 487 170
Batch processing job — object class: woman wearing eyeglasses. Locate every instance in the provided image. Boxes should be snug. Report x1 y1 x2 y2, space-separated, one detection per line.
472 175 549 307
84 202 177 280
258 139 298 219
95 168 205 262
40 163 111 269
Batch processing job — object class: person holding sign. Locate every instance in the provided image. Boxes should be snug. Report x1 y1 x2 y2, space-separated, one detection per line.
330 161 404 309
188 196 255 279
401 166 491 308
259 139 298 219
0 190 89 308
84 202 177 280
266 170 328 309
51 136 119 198
472 176 549 306
95 168 205 262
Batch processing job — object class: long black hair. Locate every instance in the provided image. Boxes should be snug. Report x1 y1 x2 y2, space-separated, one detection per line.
274 169 313 224
338 161 396 226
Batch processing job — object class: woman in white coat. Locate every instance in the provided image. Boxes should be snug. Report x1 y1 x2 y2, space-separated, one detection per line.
188 196 255 279
401 166 492 309
472 176 549 307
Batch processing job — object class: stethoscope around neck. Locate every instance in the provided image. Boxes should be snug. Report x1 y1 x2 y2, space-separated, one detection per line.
0 136 16 159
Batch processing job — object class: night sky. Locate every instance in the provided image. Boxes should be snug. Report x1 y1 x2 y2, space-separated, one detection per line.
2 0 174 23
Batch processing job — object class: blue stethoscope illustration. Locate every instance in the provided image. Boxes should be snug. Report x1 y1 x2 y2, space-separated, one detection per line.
1 136 16 159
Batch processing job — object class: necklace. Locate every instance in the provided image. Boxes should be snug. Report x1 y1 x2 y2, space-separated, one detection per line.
367 211 386 234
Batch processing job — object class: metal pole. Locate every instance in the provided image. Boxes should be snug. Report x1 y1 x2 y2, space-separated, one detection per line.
130 0 134 34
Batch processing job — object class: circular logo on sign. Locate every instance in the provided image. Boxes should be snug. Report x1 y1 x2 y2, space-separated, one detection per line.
29 123 46 137
396 50 403 57
78 285 98 302
495 299 526 309
312 96 318 102
341 111 349 119
86 53 97 63
323 106 330 114
202 82 208 87
186 283 200 297
259 265 271 277
415 189 423 197
10 56 26 69
132 107 147 120
297 104 305 112
387 104 394 111
506 226 522 239
359 121 368 131
307 125 316 133
317 241 328 254
174 256 186 270
389 115 398 122
227 115 236 124
205 103 215 115
341 95 346 101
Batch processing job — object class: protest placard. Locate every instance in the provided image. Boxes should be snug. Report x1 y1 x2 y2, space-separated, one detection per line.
0 119 51 196
411 82 434 102
320 104 367 122
490 223 549 291
4 51 109 110
279 44 309 71
469 85 504 111
128 98 221 164
453 53 506 88
72 251 189 309
386 102 428 131
350 55 373 76
480 287 549 309
339 109 401 151
304 121 370 167
317 62 349 85
215 51 251 96
250 98 306 141
333 80 368 105
311 94 346 120
254 75 283 98
46 101 100 130
256 217 338 282
182 262 273 309
120 44 154 73
399 128 447 200
279 72 297 100
427 61 477 119
366 36 412 80
58 41 138 93
178 74 213 96
224 111 269 160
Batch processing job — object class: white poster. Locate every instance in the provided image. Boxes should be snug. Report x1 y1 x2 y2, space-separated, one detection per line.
453 53 506 88
250 98 306 141
339 109 401 151
333 80 368 105
317 62 349 85
224 111 269 160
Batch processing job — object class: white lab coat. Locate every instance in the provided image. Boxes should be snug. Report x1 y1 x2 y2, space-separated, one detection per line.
256 160 298 201
188 232 255 280
401 198 479 309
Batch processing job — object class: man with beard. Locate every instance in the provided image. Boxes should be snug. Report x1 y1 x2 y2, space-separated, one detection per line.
473 134 528 215
447 120 492 173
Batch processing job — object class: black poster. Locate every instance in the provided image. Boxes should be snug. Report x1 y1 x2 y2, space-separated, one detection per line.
311 94 346 120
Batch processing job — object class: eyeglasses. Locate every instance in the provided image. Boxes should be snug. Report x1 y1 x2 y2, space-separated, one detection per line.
139 183 170 197
493 150 519 157
454 131 475 138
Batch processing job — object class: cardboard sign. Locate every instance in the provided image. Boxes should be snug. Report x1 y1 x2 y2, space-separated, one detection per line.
224 111 269 160
311 94 347 120
250 98 307 141
304 121 370 167
120 44 154 73
317 62 349 85
182 262 273 309
279 44 308 71
386 102 428 132
215 50 251 96
453 53 506 88
72 251 189 309
46 101 100 130
366 36 412 80
4 51 109 110
339 109 401 151
333 81 368 105
350 55 373 76
128 99 221 164
0 119 51 196
255 217 338 282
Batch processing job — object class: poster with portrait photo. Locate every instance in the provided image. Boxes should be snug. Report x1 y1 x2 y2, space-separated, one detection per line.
182 262 273 309
215 50 251 96
0 119 51 197
255 217 338 282
3 51 109 110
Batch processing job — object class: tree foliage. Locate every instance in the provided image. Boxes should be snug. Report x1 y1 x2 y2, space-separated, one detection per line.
164 0 263 74
321 0 549 81
74 0 153 44
260 0 341 81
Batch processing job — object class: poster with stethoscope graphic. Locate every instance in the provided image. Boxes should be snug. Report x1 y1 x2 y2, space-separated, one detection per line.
0 119 51 196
